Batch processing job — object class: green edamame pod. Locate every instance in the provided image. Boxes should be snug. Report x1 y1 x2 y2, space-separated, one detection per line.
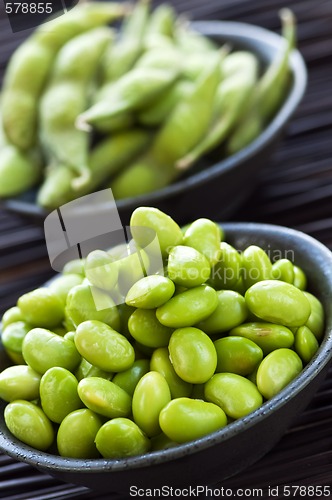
101 0 151 83
37 128 151 209
175 23 219 54
39 27 112 189
150 54 221 165
176 53 259 169
145 3 176 39
227 9 296 154
1 2 127 150
77 67 179 130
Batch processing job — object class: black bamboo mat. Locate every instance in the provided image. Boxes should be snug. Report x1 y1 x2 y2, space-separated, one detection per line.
1 0 332 498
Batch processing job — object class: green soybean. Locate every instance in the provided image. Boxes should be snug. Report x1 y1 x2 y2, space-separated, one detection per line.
167 245 211 287
156 285 218 328
183 219 222 266
75 357 113 382
48 273 83 304
18 288 64 329
197 290 248 334
22 328 81 374
132 371 171 436
74 320 134 372
40 367 82 423
272 258 294 283
84 250 118 293
245 280 311 327
5 400 54 451
205 373 263 419
130 206 183 258
294 326 319 364
1 307 24 328
168 327 217 384
78 377 132 418
256 348 303 399
95 418 150 458
112 359 150 396
159 398 227 443
150 347 192 398
0 366 41 402
242 245 273 289
214 336 263 375
65 283 120 330
293 265 307 290
57 408 102 458
230 322 294 355
208 242 242 290
128 309 173 348
126 275 175 308
303 292 325 340
1 321 31 364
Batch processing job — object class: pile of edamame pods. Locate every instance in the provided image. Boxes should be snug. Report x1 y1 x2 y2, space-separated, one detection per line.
0 1 296 208
0 207 324 458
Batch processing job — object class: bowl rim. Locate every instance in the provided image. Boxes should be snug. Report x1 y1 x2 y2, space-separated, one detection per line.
0 19 308 219
1 222 331 474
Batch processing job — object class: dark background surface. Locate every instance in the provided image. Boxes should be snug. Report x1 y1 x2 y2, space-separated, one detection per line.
1 0 332 498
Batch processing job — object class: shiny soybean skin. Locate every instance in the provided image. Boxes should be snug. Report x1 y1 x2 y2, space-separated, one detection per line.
57 408 102 458
214 337 263 375
74 320 134 372
78 377 132 418
209 242 242 290
245 280 311 327
128 309 173 348
84 250 118 292
112 359 150 396
242 245 273 289
130 207 183 258
65 283 120 330
75 358 113 382
167 245 211 287
40 367 82 423
22 328 81 374
132 371 171 437
156 285 218 328
48 274 83 305
256 348 303 399
303 292 325 340
1 307 24 328
5 400 54 451
168 327 217 384
159 398 227 443
294 326 319 363
126 275 175 308
95 418 151 458
18 288 64 328
230 322 294 355
1 321 31 361
205 373 263 419
150 347 192 398
0 366 41 402
197 290 248 334
183 219 222 266
293 265 307 290
272 258 294 284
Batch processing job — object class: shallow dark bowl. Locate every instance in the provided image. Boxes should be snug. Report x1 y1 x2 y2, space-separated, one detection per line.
0 19 307 225
1 223 332 496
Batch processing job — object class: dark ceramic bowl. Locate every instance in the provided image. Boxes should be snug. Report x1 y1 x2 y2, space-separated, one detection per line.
0 19 307 225
1 223 332 497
